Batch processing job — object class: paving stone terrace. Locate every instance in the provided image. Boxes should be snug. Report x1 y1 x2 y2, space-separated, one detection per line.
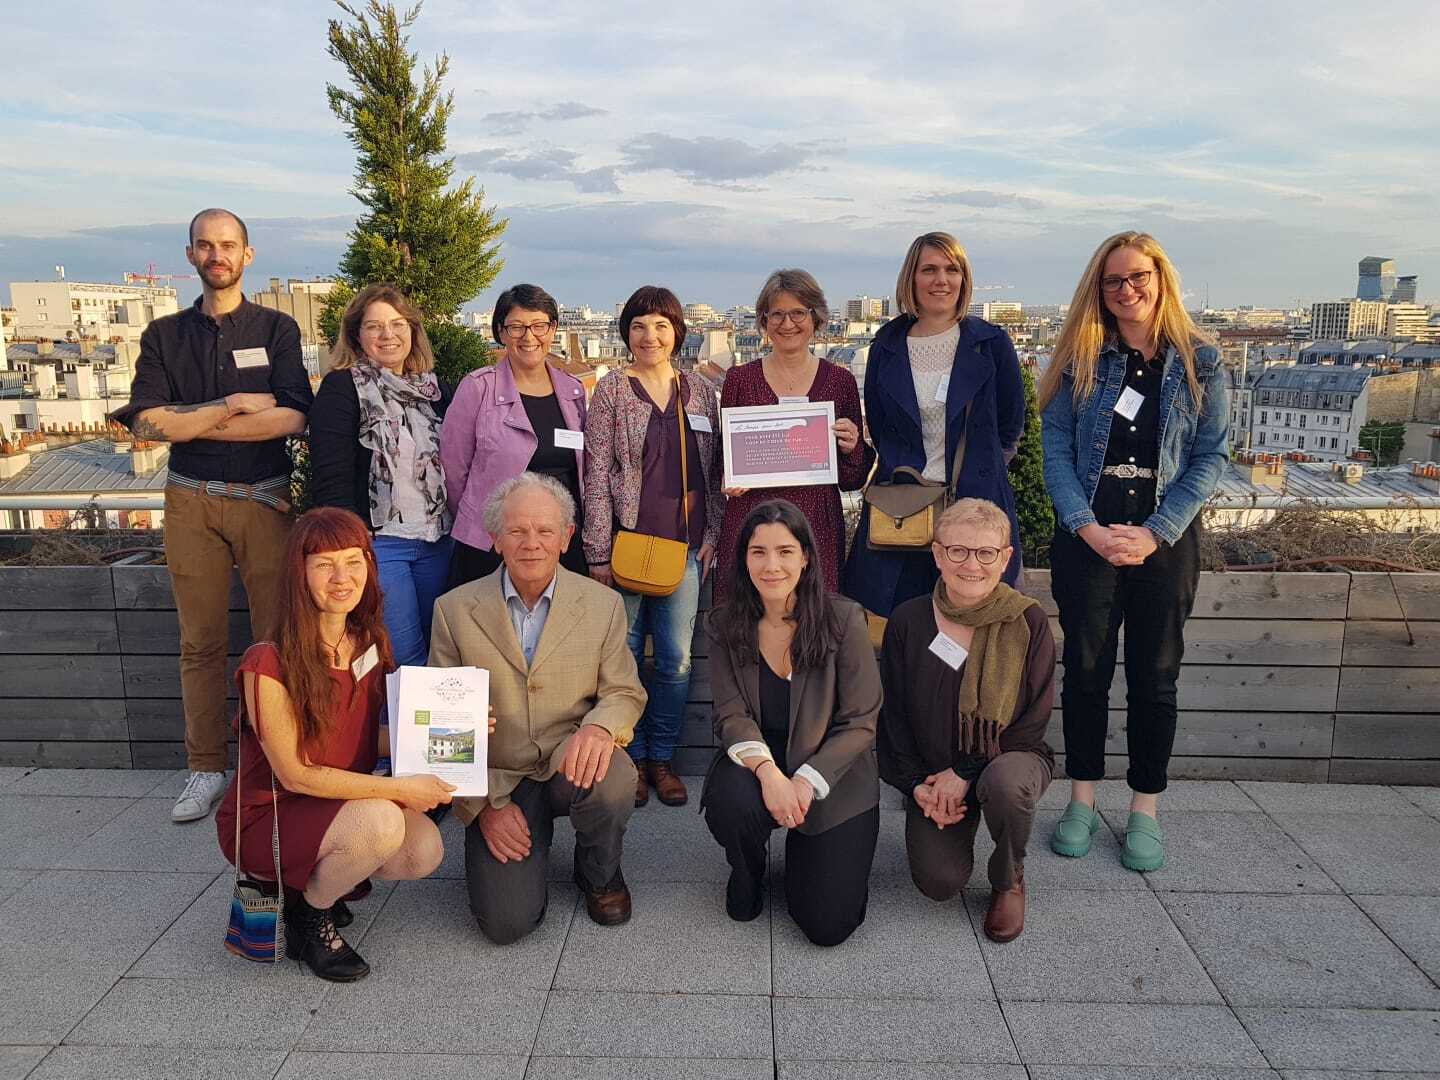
2 768 1439 1079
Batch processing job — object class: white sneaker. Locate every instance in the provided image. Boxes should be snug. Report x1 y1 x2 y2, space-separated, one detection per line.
171 770 228 823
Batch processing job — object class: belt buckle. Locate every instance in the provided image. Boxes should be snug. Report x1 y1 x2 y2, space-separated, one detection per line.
1113 464 1138 479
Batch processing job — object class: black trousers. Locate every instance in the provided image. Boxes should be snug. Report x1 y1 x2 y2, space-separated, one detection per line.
464 757 635 946
703 757 879 947
1050 522 1200 793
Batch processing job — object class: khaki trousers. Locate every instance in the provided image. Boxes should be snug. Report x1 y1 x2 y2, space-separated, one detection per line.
904 750 1051 897
164 485 291 772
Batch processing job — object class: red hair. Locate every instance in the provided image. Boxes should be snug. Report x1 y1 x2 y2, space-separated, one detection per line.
274 507 394 750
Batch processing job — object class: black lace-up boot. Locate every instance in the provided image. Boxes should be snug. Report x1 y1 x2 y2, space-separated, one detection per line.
285 894 370 982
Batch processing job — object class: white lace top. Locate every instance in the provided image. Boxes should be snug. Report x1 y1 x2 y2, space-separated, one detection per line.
905 322 960 481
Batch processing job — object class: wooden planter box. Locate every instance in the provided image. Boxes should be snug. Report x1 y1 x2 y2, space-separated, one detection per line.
1 567 1436 783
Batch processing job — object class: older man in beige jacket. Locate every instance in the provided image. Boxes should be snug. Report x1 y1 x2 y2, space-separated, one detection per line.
430 472 646 944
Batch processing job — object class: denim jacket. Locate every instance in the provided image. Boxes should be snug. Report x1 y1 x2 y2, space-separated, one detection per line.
1040 341 1229 545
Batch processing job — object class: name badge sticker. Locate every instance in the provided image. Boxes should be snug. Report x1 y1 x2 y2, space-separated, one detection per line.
934 373 951 404
778 395 810 404
351 643 380 681
928 632 969 671
687 414 713 433
233 347 270 370
554 428 584 451
1114 386 1145 421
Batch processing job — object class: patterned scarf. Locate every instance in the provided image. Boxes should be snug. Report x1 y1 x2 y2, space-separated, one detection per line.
932 579 1036 757
350 361 451 537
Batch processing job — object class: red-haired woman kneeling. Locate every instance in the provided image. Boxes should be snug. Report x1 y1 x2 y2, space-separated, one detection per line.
217 507 458 981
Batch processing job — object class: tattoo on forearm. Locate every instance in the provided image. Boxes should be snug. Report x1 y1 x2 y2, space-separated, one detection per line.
131 416 171 442
165 398 227 415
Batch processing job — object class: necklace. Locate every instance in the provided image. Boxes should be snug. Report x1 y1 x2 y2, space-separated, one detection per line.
320 629 349 667
765 354 815 399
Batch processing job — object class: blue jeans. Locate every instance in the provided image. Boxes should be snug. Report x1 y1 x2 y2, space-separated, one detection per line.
621 552 700 763
373 534 454 668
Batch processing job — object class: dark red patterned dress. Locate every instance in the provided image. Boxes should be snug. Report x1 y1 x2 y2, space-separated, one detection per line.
714 358 870 601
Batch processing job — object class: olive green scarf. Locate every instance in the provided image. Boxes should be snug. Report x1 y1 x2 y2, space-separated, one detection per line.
932 579 1037 757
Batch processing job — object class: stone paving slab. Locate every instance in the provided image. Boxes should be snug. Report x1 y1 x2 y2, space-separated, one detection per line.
1010 808 1150 891
1239 781 1427 816
1003 1001 1269 1068
966 887 1223 1004
527 1059 774 1080
356 878 576 989
0 795 132 870
1351 893 1440 983
0 868 38 905
1105 809 1342 894
773 997 1018 1064
6 769 173 798
1027 1070 1280 1080
778 1066 1028 1080
1394 785 1440 818
1094 780 1264 813
534 990 771 1059
1237 1008 1440 1072
66 976 326 1050
1280 1073 1440 1079
772 885 991 1001
1271 812 1440 894
25 1047 285 1080
275 1051 526 1079
0 767 30 788
126 872 394 982
1160 892 1440 1008
0 974 123 1047
554 880 770 995
0 1047 48 1080
58 797 230 873
300 983 548 1055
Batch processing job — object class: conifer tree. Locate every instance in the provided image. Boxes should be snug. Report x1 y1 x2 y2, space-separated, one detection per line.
324 0 504 382
1012 362 1055 566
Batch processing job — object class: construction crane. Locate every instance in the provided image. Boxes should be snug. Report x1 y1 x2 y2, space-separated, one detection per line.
123 263 197 286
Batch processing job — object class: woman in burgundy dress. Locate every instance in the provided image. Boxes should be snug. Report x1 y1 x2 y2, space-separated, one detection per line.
715 269 869 601
217 507 459 981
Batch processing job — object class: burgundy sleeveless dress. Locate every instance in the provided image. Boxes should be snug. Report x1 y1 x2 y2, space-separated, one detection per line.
216 642 383 889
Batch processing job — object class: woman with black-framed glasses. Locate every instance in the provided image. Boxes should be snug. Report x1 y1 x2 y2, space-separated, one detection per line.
1038 231 1229 873
440 283 589 587
877 498 1056 943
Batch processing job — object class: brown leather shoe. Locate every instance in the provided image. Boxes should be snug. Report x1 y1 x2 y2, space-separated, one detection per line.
633 758 650 808
576 867 632 927
648 760 689 806
983 871 1025 943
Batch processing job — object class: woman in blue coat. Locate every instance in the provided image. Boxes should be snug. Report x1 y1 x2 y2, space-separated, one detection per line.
842 232 1026 618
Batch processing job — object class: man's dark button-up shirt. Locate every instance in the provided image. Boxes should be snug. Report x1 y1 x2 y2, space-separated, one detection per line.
112 298 313 483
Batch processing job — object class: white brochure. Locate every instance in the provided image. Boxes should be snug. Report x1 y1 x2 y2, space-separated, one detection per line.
390 664 489 796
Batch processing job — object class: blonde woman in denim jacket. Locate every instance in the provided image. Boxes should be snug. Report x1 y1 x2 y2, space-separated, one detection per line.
1038 231 1229 872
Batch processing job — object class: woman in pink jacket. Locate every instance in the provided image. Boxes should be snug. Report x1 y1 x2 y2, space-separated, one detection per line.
439 284 588 585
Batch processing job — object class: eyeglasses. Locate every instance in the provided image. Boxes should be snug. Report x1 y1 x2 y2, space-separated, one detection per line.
764 309 811 326
1100 270 1154 294
938 544 1003 565
360 318 410 336
503 320 554 338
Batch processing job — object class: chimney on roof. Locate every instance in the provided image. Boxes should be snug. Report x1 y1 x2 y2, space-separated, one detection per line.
1238 450 1286 491
35 340 53 357
130 443 169 477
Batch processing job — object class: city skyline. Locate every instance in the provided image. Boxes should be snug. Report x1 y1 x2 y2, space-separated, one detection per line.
2 1 1437 313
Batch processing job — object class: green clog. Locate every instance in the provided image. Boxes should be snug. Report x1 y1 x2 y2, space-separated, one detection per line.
1121 811 1165 872
1050 800 1101 858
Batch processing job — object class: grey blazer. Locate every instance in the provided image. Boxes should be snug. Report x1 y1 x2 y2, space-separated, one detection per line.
703 595 881 835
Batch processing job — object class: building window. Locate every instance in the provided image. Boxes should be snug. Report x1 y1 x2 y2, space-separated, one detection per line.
36 313 47 322
1298 436 1305 450
12 414 29 430
1260 411 1267 424
36 298 46 307
1300 415 1306 428
1258 431 1266 445
1331 437 1338 449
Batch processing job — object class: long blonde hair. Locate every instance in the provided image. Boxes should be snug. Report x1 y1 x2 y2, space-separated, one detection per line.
895 232 974 321
1037 232 1211 411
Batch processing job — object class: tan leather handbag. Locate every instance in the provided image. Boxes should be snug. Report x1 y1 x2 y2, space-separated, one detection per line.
611 374 692 596
864 405 969 550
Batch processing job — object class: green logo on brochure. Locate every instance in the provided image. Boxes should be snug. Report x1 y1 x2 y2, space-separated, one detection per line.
414 710 431 726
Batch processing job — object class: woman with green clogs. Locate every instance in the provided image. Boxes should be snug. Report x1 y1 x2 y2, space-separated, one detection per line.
1037 232 1229 871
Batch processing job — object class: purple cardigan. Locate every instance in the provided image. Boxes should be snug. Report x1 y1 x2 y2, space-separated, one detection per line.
582 367 725 565
439 356 587 552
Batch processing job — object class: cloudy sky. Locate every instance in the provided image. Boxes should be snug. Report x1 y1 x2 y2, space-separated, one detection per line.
3 0 1437 314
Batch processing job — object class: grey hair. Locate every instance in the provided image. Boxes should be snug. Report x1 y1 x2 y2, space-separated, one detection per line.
482 471 577 537
935 497 1010 546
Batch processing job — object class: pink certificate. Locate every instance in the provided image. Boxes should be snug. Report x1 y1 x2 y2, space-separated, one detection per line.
721 401 839 489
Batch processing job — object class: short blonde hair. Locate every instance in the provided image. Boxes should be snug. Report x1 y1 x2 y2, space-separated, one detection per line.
330 283 436 375
895 232 974 320
935 498 1010 547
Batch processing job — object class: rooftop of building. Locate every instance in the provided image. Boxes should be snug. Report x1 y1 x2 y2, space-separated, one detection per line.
1213 459 1440 507
0 438 167 495
1254 366 1375 392
4 342 121 363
